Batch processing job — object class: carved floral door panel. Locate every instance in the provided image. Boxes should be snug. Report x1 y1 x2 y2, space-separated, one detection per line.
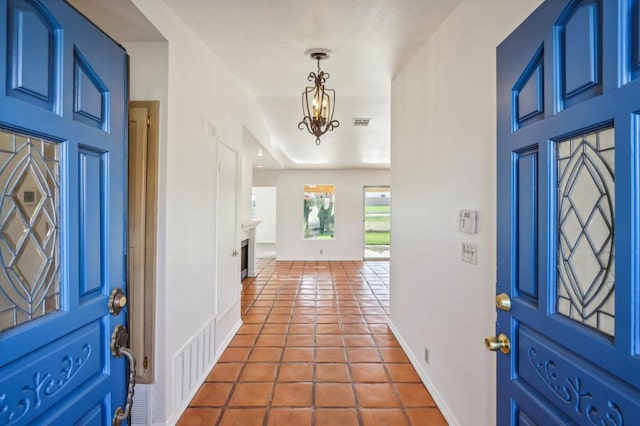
497 0 640 424
0 0 128 423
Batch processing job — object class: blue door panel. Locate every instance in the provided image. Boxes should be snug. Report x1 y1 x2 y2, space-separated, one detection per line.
516 407 536 426
559 1 602 101
0 0 128 423
513 394 574 426
505 371 577 425
517 61 544 124
498 0 640 424
0 321 102 424
78 147 105 299
513 47 545 130
517 326 640 424
73 48 108 130
629 0 640 81
6 0 60 112
11 4 51 97
516 149 538 300
35 379 111 425
73 402 107 426
610 111 635 348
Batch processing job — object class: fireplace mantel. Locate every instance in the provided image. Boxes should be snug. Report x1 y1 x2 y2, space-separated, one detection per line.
241 220 262 231
241 221 261 278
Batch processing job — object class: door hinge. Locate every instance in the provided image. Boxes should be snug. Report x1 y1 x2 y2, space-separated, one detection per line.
143 356 148 369
218 163 221 173
147 116 151 127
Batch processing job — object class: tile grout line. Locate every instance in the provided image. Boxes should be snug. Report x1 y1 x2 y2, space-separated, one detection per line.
180 259 445 426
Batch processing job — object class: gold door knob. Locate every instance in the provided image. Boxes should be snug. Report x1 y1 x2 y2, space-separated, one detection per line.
115 295 127 308
495 293 511 311
485 333 510 354
109 288 127 315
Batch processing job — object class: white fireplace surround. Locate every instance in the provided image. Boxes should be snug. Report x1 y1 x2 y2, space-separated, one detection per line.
240 220 261 277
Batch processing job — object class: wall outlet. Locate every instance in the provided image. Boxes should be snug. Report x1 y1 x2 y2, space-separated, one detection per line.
320 249 323 254
424 347 429 363
462 242 477 264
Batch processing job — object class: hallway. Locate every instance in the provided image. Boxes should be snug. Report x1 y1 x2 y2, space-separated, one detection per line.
177 260 447 425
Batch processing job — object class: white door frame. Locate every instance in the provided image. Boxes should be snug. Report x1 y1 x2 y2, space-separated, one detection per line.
215 141 240 320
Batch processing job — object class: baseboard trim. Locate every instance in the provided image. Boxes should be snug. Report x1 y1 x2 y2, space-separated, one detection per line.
166 318 242 425
216 317 243 355
275 257 363 261
387 319 460 426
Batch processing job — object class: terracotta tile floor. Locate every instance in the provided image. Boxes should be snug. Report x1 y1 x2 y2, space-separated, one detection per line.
178 260 448 425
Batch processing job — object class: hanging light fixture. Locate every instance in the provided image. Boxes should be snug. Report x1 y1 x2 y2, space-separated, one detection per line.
298 49 339 145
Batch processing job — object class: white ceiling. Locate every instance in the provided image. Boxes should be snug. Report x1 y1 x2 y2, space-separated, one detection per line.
69 0 462 169
68 0 165 42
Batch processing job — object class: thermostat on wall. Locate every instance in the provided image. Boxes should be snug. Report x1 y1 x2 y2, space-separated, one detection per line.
459 210 478 234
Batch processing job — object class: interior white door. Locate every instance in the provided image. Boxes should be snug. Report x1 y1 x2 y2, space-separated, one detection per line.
216 142 239 319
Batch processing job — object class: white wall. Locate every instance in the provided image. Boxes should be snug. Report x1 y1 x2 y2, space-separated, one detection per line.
240 154 253 224
390 1 543 425
129 2 273 423
122 40 169 425
252 186 277 243
254 169 389 260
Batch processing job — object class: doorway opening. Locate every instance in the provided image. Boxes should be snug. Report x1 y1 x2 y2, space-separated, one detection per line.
252 186 277 259
364 186 390 260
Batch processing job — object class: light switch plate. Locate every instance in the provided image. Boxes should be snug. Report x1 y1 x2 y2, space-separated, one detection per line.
459 210 478 234
462 242 477 264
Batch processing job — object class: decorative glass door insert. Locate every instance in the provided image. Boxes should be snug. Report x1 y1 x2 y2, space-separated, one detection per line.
0 128 60 332
556 127 614 337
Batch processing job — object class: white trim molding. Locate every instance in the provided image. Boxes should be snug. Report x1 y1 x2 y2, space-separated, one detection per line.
166 318 242 425
388 319 460 426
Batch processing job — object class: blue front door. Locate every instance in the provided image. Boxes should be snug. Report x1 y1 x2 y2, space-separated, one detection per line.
0 0 128 424
497 0 640 424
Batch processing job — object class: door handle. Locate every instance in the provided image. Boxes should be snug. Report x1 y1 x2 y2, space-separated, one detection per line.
111 325 137 426
495 293 511 311
232 249 239 257
485 333 511 354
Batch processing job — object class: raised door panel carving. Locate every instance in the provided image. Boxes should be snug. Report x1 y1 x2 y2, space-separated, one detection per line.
6 0 60 112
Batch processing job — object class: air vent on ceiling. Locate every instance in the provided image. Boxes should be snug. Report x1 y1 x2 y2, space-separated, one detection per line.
352 118 371 127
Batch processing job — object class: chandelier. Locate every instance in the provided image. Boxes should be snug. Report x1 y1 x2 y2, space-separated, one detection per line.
298 49 339 145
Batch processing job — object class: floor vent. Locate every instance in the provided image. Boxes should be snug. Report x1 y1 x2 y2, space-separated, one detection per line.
352 118 371 127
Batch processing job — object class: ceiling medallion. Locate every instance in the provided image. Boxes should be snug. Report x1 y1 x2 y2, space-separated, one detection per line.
298 48 339 145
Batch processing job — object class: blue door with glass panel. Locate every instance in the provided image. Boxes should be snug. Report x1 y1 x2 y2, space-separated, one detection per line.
496 0 640 424
0 0 129 424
